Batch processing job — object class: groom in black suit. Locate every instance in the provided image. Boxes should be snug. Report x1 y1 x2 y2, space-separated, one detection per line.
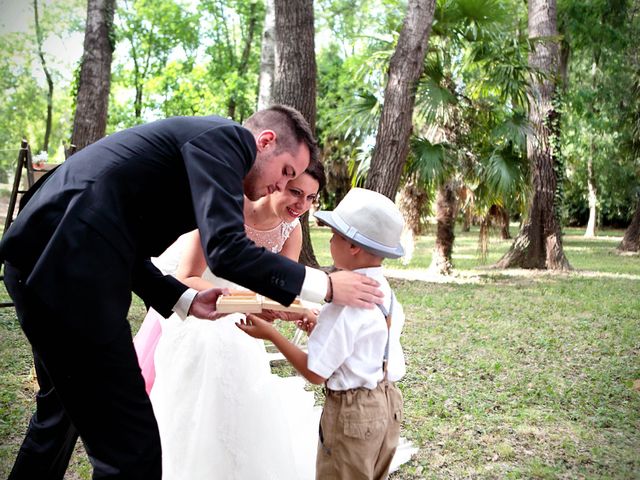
1 105 382 479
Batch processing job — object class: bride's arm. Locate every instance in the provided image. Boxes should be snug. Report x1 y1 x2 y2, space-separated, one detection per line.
278 223 302 261
174 230 215 291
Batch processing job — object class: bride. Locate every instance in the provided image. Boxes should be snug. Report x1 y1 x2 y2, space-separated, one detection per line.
144 163 325 479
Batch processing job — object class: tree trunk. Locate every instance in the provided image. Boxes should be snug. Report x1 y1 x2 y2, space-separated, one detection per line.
398 174 428 265
429 180 458 275
134 78 143 119
462 211 472 232
488 204 511 240
459 185 473 232
34 0 53 153
326 155 350 208
618 198 640 252
559 32 570 92
272 0 318 267
273 0 316 131
496 0 571 271
584 141 597 237
365 0 436 199
257 0 275 111
71 0 115 152
131 43 144 119
499 206 511 239
480 205 510 260
584 55 600 238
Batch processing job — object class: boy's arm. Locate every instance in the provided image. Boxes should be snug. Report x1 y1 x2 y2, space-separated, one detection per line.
236 314 326 385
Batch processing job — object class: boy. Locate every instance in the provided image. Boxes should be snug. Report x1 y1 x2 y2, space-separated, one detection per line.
237 187 407 480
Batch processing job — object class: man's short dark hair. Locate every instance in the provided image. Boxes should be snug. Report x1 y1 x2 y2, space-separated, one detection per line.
244 105 318 164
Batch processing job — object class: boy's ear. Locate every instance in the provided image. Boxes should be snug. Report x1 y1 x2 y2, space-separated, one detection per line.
349 243 361 256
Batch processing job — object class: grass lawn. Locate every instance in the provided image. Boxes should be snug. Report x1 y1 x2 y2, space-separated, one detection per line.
1 225 639 479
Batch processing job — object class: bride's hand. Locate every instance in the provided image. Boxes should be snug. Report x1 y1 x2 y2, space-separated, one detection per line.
188 287 229 320
236 314 274 340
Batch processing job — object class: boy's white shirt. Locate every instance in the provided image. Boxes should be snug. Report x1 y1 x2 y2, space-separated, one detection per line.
307 266 406 390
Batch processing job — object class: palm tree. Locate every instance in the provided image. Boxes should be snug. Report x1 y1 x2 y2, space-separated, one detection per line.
364 0 437 199
496 0 571 270
409 0 533 273
337 0 534 273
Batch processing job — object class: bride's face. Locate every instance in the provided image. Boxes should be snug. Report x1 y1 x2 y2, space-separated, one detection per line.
271 173 320 222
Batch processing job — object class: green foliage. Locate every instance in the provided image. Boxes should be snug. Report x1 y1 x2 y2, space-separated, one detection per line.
109 0 263 127
322 0 534 222
408 137 454 186
113 0 200 122
558 0 639 227
0 0 84 169
484 150 524 197
314 4 400 207
199 0 264 122
549 93 566 226
415 76 458 124
0 0 635 233
320 0 634 233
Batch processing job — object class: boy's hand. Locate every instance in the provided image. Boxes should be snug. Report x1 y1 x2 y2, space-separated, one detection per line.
236 313 275 340
295 317 316 334
258 309 299 322
261 308 318 323
293 307 319 334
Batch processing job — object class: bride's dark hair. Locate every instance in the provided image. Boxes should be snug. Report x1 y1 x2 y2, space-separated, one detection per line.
304 160 326 193
244 105 318 164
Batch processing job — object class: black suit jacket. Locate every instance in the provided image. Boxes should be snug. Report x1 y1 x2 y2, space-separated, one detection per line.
0 116 305 341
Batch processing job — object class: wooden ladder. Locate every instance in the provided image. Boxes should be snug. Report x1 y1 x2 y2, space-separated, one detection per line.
1 140 35 308
4 139 36 235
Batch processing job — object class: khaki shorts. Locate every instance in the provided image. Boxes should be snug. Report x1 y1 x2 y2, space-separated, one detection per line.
316 380 403 480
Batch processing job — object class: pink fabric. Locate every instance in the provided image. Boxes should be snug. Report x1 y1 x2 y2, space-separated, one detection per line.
133 308 164 395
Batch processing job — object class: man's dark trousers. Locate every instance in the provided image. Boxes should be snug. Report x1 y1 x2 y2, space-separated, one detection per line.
5 262 162 479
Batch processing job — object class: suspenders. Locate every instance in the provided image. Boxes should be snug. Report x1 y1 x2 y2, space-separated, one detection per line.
323 289 396 395
377 291 395 379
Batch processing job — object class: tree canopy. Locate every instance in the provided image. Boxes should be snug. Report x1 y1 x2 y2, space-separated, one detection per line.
0 0 636 240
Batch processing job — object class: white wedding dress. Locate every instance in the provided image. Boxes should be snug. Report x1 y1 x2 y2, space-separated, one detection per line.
151 220 321 480
150 220 416 479
151 299 320 480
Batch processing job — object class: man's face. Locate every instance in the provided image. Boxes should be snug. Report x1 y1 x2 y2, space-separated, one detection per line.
244 130 310 201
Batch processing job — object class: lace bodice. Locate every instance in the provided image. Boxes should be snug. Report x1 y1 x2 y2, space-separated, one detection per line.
244 218 300 253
